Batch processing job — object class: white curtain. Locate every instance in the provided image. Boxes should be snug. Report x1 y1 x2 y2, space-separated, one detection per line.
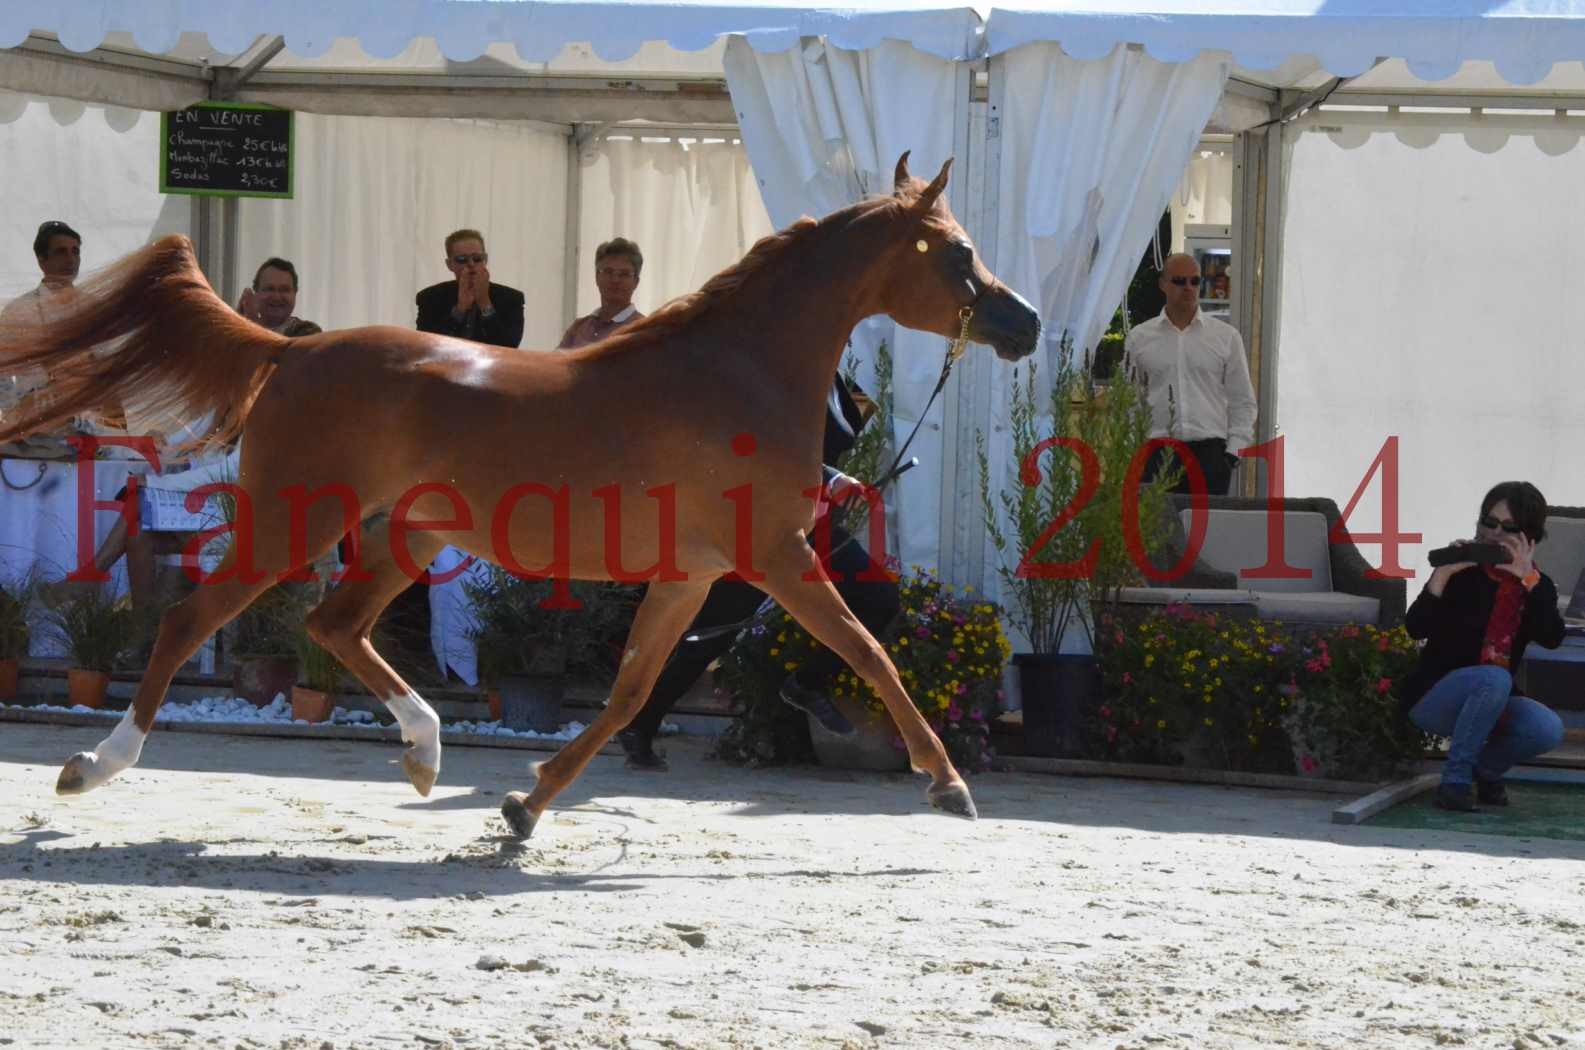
724 34 964 570
574 135 773 318
237 113 570 349
980 43 1228 649
1277 127 1585 587
0 91 190 304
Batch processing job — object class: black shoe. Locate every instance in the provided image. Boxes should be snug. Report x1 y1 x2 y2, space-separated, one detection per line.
617 730 668 772
779 675 854 736
1433 783 1477 812
1476 778 1509 807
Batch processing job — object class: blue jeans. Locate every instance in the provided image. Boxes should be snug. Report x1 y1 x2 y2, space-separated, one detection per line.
1408 665 1565 786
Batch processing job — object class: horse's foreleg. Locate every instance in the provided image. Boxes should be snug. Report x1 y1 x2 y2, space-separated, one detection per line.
304 532 446 796
57 571 272 795
757 538 975 820
501 577 713 839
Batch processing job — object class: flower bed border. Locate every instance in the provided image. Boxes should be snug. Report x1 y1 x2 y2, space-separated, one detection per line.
0 705 620 754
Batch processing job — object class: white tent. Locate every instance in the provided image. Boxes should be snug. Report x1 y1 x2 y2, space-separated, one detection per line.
7 0 1585 634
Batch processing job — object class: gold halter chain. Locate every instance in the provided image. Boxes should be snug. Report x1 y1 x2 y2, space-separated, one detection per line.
948 305 974 363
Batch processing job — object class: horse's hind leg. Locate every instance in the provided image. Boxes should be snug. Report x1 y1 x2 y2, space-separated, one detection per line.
501 577 712 839
57 491 346 796
56 566 275 795
302 529 447 796
756 537 976 819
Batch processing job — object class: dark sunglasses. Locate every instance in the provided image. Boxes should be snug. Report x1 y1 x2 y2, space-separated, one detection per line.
1168 275 1202 287
1478 514 1525 536
451 253 487 265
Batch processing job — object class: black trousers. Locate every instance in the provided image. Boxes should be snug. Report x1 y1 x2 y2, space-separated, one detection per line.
625 522 901 742
1141 437 1234 497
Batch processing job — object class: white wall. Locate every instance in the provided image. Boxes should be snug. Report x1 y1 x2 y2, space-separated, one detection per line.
1277 128 1585 588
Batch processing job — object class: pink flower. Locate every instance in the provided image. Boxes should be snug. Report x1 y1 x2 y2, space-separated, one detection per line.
1376 677 1392 694
953 615 966 626
1122 672 1133 685
1305 658 1325 674
946 650 960 663
955 682 969 696
969 707 984 722
1106 725 1118 743
1098 705 1113 719
947 703 964 722
914 626 931 639
1300 754 1318 773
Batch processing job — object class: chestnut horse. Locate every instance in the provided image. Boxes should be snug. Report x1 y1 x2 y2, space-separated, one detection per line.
0 154 1039 838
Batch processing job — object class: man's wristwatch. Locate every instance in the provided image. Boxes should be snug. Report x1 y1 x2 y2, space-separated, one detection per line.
1521 568 1541 591
479 306 496 319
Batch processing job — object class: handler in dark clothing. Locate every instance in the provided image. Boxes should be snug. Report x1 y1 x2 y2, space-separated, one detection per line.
617 374 903 771
415 228 526 348
1401 481 1566 812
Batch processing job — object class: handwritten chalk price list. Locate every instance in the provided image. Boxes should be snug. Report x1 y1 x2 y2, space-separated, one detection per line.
159 103 294 199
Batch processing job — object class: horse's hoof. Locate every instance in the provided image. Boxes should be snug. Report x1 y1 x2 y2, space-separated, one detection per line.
401 751 438 797
927 780 978 820
500 792 539 840
55 753 92 796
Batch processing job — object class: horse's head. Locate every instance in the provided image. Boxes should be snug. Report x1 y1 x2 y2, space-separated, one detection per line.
879 152 1040 362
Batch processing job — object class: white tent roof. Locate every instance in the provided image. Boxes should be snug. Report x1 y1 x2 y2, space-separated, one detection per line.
985 2 1585 84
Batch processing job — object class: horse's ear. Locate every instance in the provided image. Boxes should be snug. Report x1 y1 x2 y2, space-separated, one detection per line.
917 157 953 209
893 151 913 195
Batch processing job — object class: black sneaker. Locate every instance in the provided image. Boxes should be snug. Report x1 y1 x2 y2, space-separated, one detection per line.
1476 779 1509 807
779 675 855 736
616 729 668 772
1434 783 1477 812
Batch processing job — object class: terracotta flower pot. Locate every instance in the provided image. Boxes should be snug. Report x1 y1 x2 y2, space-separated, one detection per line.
67 668 111 710
0 657 19 701
487 688 502 721
291 686 335 723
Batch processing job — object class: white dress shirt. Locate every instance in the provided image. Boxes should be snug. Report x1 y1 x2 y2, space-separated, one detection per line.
1123 309 1258 453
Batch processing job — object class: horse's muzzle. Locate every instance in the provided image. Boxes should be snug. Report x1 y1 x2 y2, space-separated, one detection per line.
971 284 1041 361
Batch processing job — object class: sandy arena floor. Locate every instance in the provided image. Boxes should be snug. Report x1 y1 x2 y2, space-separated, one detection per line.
2 722 1583 1050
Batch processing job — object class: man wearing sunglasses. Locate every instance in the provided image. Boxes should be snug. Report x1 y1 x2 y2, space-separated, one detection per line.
1124 252 1257 496
415 228 525 348
557 237 646 350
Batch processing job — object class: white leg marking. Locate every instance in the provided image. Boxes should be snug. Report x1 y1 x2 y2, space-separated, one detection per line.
385 690 441 773
65 706 147 792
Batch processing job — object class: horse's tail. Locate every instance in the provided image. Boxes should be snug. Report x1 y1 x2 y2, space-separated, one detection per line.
0 234 288 451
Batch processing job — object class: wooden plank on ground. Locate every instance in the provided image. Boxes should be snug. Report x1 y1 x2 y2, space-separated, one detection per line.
1000 754 1380 795
1331 773 1438 825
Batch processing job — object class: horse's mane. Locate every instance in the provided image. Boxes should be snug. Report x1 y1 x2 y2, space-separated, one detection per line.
577 193 905 358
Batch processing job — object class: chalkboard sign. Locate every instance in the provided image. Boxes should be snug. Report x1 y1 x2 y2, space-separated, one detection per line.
160 102 294 199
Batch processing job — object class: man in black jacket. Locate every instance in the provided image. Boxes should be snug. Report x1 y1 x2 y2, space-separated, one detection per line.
616 373 902 771
415 228 525 348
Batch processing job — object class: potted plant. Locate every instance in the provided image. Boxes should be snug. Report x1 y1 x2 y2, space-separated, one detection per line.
291 628 343 723
0 579 33 701
466 570 635 733
230 584 305 707
976 341 1176 756
44 582 137 709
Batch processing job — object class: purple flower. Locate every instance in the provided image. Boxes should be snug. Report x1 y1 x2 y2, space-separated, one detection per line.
1267 642 1284 654
948 703 963 722
956 682 969 696
969 707 984 722
946 650 960 663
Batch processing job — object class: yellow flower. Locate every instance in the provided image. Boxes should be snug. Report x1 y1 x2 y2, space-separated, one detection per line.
769 648 780 656
1156 719 1166 729
784 661 797 671
1204 717 1214 726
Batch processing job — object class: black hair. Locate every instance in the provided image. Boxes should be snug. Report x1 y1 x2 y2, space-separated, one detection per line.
33 220 81 259
252 257 299 291
1480 481 1548 543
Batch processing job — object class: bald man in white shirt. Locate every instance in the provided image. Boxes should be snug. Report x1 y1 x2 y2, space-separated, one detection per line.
1124 252 1257 496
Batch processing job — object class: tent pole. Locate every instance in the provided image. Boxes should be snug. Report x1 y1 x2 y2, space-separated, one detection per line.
562 125 589 335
